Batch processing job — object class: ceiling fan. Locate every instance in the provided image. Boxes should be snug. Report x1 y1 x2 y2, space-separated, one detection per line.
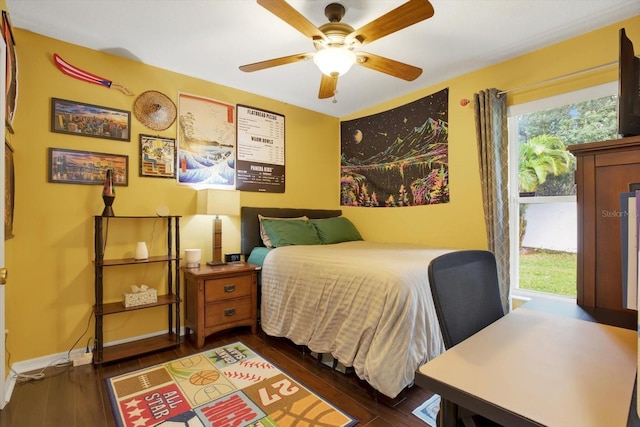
239 0 435 100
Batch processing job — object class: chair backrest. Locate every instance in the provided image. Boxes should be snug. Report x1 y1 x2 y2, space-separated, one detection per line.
428 250 505 349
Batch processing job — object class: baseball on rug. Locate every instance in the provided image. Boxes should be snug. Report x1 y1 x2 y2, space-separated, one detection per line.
106 341 358 427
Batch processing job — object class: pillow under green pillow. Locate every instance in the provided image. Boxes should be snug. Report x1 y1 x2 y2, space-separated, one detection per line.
261 218 322 247
310 217 363 244
258 214 308 248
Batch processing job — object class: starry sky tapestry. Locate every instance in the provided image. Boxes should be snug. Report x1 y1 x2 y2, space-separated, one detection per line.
340 88 449 207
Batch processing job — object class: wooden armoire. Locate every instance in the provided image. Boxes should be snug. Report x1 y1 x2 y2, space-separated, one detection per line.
568 135 640 321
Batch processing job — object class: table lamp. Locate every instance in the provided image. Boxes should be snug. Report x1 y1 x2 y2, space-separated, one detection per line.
196 189 240 266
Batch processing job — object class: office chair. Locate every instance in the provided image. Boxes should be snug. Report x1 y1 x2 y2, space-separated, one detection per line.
428 250 505 348
428 250 505 427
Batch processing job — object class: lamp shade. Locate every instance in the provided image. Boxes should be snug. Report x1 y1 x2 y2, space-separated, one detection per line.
313 47 356 76
197 190 240 216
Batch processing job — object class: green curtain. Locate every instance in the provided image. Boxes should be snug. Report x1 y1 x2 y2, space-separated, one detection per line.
474 88 510 312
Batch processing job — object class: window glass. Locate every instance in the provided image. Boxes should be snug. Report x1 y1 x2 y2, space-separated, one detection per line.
508 83 617 298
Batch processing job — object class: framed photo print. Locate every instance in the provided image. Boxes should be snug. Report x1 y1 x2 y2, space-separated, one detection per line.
50 97 131 142
2 11 17 133
48 147 128 186
139 134 176 178
5 140 13 239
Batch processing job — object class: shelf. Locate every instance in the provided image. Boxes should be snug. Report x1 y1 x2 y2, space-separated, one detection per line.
94 215 182 219
94 215 181 364
95 294 180 315
96 255 179 267
95 333 180 364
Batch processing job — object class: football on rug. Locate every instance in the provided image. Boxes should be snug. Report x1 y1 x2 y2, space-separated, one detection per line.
106 341 357 427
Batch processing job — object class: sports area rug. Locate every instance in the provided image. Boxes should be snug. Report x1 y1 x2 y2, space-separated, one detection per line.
106 341 357 427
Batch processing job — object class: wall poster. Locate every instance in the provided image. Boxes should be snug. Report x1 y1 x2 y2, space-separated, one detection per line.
340 88 449 207
236 104 285 193
5 140 13 239
177 93 236 188
2 11 17 133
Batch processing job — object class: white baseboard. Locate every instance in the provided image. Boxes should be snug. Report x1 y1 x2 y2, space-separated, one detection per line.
3 376 14 409
4 328 184 403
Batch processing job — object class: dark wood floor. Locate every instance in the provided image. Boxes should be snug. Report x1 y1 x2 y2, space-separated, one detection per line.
0 328 435 426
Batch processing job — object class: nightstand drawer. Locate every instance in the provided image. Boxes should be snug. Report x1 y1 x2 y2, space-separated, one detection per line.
204 274 253 302
205 297 252 326
182 263 258 348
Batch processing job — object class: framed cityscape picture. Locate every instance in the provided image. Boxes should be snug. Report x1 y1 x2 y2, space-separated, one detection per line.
50 97 131 142
48 147 128 186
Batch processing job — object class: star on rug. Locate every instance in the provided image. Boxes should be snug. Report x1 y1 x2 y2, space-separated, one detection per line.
106 341 357 427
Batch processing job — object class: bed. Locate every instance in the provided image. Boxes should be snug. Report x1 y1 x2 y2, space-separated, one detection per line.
240 207 450 399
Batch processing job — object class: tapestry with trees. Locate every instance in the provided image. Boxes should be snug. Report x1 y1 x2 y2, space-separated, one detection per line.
340 88 449 207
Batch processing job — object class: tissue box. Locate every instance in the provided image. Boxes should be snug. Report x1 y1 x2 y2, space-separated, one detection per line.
123 288 157 308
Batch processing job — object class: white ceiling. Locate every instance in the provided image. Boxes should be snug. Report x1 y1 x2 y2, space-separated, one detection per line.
7 0 640 117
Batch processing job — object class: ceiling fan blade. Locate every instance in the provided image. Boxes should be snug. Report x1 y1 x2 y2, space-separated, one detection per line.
346 0 434 46
239 53 314 72
356 52 422 81
257 0 329 43
318 73 338 99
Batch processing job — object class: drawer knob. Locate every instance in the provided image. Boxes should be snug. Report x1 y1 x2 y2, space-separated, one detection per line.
224 284 236 293
224 308 236 317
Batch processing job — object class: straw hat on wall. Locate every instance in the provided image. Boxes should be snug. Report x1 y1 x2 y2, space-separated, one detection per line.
133 90 177 131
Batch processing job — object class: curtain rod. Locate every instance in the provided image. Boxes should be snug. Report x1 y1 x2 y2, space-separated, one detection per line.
459 60 617 106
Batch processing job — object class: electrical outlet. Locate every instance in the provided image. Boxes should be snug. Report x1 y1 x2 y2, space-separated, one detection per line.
71 351 93 366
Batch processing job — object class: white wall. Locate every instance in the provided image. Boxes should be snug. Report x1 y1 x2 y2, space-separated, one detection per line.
521 202 577 253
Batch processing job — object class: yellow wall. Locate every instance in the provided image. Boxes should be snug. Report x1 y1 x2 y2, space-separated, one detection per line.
344 16 640 246
6 30 339 363
4 13 639 365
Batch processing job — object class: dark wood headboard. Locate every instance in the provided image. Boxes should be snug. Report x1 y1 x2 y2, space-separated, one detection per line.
240 207 342 256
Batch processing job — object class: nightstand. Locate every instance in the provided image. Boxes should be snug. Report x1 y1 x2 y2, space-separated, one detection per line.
182 262 259 348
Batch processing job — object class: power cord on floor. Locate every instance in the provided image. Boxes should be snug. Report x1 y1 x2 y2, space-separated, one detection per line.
63 306 94 362
6 307 94 382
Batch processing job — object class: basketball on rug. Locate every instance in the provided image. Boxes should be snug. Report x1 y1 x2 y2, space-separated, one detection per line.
106 341 357 427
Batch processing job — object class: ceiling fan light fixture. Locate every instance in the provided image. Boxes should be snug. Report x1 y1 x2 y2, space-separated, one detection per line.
313 47 356 77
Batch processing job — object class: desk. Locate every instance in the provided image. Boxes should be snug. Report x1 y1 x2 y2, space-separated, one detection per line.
415 300 637 427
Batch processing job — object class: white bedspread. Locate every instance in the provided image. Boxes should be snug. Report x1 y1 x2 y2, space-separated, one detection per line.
259 240 452 398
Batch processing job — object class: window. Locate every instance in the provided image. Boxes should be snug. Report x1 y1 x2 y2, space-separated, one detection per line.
507 82 618 298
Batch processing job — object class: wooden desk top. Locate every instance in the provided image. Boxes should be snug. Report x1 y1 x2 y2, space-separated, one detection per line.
417 306 637 427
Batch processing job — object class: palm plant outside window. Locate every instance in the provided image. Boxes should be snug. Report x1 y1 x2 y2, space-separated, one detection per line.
508 83 617 298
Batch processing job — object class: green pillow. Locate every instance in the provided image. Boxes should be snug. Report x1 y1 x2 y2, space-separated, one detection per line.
258 214 308 248
261 218 322 247
310 217 363 244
